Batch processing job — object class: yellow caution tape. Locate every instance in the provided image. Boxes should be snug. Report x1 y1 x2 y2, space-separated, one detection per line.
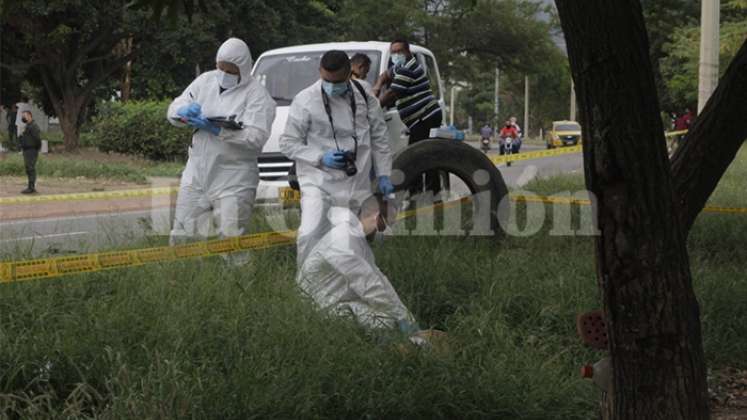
0 186 178 205
1 130 690 206
1 188 743 284
0 230 296 284
490 145 583 165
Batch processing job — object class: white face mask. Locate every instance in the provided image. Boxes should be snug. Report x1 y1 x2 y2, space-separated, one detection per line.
218 70 240 89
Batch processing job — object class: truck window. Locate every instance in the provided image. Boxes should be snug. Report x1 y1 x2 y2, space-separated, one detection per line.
423 54 442 99
253 51 381 105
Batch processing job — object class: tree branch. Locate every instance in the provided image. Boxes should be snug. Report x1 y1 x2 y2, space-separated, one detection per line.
80 54 133 98
671 38 747 232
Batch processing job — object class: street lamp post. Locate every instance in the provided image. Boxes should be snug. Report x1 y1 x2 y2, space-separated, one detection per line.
698 0 720 112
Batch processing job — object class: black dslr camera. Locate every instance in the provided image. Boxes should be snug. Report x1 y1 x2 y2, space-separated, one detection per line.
342 151 357 176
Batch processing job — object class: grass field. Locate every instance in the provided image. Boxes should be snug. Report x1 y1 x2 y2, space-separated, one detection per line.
0 148 745 419
0 150 183 183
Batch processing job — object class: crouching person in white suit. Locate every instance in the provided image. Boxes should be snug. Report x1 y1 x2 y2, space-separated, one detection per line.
280 50 438 346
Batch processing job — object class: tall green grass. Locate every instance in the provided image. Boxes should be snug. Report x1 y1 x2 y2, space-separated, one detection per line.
0 147 745 418
0 154 184 183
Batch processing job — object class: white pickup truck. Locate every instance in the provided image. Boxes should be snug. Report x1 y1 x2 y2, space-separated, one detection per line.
251 41 507 235
251 41 446 202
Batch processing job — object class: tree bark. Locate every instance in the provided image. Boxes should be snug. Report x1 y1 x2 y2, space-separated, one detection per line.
671 39 747 232
555 1 710 419
58 96 84 151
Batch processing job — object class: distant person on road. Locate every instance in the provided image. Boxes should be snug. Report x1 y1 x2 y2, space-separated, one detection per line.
166 37 276 264
499 120 519 155
509 116 523 152
509 116 522 137
674 107 694 145
18 110 42 194
350 53 372 82
373 37 444 202
480 123 493 141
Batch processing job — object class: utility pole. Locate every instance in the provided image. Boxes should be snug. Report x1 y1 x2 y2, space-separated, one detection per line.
570 77 577 121
523 75 530 139
698 0 720 112
450 86 456 126
494 67 500 127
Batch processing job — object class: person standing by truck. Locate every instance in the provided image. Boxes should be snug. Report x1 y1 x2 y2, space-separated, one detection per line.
373 38 444 202
350 53 372 82
18 110 42 194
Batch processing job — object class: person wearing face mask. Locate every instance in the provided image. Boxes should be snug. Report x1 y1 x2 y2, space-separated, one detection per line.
350 53 372 82
166 38 276 261
280 50 434 345
18 111 42 194
373 37 444 204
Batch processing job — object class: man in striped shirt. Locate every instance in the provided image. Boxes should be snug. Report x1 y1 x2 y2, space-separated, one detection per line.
374 38 444 200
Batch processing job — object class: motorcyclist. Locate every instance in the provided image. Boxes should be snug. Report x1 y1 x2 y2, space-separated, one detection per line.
498 120 519 155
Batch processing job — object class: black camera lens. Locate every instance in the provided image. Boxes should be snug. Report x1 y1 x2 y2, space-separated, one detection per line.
343 152 357 176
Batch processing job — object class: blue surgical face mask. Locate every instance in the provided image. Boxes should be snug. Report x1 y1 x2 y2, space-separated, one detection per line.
218 70 240 89
391 53 407 67
322 80 349 97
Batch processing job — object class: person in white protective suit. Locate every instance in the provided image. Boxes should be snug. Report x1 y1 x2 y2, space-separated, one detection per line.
167 38 276 255
279 50 426 339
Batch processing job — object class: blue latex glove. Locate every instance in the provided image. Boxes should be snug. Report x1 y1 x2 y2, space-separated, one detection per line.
378 175 395 197
321 150 347 169
186 116 220 136
177 102 202 119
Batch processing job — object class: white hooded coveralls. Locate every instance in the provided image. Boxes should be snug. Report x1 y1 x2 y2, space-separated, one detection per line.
279 79 418 331
167 38 276 244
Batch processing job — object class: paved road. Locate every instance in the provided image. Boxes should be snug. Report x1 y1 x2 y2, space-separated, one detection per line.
464 141 583 188
0 207 173 258
1 145 583 258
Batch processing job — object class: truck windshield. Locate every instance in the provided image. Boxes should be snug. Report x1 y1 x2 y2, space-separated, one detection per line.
555 124 581 132
253 51 382 105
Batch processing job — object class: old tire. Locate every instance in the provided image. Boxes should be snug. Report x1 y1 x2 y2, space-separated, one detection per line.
391 139 509 237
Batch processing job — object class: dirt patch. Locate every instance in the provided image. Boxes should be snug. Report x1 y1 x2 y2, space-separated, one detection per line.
0 176 152 197
712 368 747 419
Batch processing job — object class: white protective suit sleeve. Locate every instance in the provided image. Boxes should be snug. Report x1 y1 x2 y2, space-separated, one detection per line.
279 97 324 166
364 88 392 177
166 75 205 128
215 88 275 152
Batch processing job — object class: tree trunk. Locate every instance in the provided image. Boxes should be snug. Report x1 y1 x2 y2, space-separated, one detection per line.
58 96 83 151
671 39 747 232
554 1 710 419
120 37 134 102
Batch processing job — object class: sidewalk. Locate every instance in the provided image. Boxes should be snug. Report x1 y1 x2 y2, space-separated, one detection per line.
0 177 179 222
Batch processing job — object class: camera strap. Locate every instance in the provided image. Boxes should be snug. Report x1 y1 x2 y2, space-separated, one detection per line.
321 82 358 157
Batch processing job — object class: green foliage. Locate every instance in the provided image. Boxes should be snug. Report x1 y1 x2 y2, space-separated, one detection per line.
90 100 191 161
659 19 747 111
129 0 341 100
646 0 747 112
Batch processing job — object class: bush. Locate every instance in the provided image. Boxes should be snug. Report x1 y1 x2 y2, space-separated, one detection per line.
91 100 190 161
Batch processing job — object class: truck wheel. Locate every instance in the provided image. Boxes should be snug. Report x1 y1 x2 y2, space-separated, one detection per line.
391 139 509 237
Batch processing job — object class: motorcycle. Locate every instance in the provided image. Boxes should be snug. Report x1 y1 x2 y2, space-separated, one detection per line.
480 136 491 153
501 136 514 166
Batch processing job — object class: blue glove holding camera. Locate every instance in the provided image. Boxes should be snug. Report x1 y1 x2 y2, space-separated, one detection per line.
322 150 347 169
